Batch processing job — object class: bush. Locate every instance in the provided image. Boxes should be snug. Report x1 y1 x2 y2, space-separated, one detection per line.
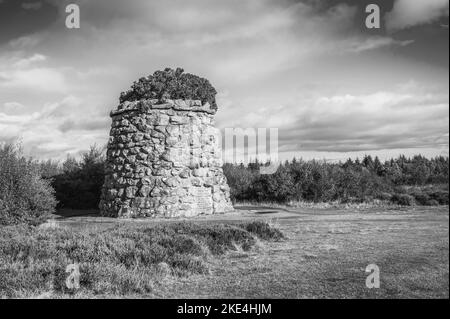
240 221 285 241
119 68 218 111
222 163 257 202
428 190 449 205
169 222 257 254
391 193 415 206
411 192 431 205
253 166 296 203
428 199 440 206
0 143 56 225
377 192 393 201
51 146 105 209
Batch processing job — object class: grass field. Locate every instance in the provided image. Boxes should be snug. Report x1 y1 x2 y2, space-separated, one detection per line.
145 206 449 299
1 206 448 298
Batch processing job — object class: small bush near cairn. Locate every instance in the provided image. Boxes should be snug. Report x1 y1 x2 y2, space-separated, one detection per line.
119 68 218 111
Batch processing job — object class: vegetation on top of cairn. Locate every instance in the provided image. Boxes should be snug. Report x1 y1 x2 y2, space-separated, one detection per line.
119 68 218 111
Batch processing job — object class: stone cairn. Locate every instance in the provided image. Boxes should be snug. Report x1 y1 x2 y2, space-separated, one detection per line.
99 97 234 218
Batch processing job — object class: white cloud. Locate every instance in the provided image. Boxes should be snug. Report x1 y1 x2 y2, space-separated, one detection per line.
1 0 448 159
0 68 67 93
386 0 450 32
12 53 47 68
0 53 67 93
216 83 449 153
8 36 42 49
2 102 25 113
0 112 33 125
347 37 414 53
0 95 109 159
289 90 448 152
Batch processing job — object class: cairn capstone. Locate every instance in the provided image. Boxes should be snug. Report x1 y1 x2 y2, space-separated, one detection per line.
99 98 233 218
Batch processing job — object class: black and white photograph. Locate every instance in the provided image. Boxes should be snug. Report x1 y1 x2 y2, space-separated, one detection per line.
0 0 448 304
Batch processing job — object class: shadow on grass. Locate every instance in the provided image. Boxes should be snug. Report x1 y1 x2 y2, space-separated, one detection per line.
54 209 100 219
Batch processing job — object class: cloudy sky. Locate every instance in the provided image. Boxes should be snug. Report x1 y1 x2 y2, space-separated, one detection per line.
0 0 448 162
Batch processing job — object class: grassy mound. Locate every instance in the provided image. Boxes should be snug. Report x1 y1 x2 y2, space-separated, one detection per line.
0 221 283 298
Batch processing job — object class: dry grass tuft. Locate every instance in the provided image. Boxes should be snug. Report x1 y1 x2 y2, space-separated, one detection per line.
0 221 283 298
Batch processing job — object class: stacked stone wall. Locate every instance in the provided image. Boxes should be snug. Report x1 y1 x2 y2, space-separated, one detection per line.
99 99 233 218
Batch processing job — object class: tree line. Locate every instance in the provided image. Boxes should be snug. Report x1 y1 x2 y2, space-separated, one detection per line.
2 141 448 226
44 149 448 208
223 155 449 205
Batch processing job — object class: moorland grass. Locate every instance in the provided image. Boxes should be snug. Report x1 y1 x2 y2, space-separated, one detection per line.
0 221 283 298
